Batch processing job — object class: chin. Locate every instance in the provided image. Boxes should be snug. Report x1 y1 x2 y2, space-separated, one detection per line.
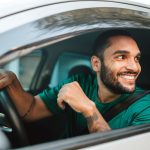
123 85 135 93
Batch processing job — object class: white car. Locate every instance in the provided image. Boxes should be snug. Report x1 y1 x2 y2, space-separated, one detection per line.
0 0 150 149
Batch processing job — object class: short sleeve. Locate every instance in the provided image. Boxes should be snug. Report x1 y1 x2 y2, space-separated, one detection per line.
39 85 63 114
38 73 87 115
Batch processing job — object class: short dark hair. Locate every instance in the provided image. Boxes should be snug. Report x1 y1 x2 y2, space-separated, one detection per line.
92 29 134 60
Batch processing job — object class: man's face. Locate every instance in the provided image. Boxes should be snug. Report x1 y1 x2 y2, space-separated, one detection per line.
99 36 141 94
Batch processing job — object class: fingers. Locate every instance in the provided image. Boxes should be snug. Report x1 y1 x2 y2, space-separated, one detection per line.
0 71 15 89
57 83 72 109
57 97 70 110
57 81 81 110
57 97 65 109
57 88 64 109
0 73 10 88
57 87 68 109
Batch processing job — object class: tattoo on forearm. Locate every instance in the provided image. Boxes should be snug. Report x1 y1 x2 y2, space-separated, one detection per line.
86 112 99 127
86 112 110 132
86 112 101 132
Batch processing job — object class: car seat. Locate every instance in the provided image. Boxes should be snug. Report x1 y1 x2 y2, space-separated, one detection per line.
68 65 92 77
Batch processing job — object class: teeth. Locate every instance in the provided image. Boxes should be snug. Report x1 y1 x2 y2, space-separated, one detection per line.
120 75 135 80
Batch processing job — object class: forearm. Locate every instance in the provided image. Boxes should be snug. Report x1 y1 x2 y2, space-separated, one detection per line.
56 81 110 132
84 103 111 133
6 75 51 122
6 77 35 118
0 70 51 122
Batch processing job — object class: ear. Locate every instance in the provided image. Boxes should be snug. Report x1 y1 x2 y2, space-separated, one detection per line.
91 56 101 72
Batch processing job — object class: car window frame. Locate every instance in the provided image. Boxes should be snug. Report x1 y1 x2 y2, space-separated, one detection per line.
0 1 150 149
17 124 150 150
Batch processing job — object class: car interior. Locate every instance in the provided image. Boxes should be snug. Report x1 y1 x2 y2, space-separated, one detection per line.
0 28 150 148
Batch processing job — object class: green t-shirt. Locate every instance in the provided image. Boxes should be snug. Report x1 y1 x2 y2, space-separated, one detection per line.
39 73 150 137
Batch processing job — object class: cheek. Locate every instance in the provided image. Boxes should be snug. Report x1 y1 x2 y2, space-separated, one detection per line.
107 61 122 76
138 64 141 73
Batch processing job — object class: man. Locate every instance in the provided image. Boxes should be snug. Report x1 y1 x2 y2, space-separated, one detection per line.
0 29 150 137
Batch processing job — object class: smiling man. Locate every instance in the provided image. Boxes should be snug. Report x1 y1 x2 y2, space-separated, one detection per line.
0 29 150 137
55 30 144 133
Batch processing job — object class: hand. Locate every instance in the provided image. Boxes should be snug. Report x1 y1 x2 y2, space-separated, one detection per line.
0 70 16 89
57 81 95 116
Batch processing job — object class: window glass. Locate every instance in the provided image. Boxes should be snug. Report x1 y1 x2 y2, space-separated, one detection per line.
1 50 42 90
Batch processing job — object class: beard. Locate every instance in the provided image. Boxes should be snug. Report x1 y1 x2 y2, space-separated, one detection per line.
100 62 136 94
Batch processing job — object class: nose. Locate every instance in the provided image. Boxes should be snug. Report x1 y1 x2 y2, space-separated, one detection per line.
126 59 140 72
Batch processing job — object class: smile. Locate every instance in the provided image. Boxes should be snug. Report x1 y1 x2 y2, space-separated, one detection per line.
119 74 137 80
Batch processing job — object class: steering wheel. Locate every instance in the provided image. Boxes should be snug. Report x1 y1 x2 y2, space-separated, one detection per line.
0 89 29 147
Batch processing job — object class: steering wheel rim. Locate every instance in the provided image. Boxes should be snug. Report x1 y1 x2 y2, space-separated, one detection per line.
0 89 29 147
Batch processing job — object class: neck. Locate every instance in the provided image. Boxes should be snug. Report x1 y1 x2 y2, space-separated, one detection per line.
98 87 120 103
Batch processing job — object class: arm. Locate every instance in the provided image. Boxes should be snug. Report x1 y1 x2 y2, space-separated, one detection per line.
0 70 52 122
85 104 111 132
57 81 111 133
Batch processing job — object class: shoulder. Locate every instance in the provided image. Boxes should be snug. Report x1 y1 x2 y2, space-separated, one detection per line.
133 87 150 103
128 89 150 125
128 88 150 115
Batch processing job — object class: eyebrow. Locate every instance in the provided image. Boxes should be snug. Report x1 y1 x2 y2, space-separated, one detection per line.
113 50 141 56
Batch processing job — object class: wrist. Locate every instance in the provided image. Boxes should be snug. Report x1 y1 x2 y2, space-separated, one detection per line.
82 101 96 118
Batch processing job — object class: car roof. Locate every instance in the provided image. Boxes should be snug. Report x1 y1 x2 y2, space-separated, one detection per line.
0 0 149 18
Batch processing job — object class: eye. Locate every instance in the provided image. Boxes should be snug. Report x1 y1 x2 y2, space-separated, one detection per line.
116 55 126 60
135 56 141 62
